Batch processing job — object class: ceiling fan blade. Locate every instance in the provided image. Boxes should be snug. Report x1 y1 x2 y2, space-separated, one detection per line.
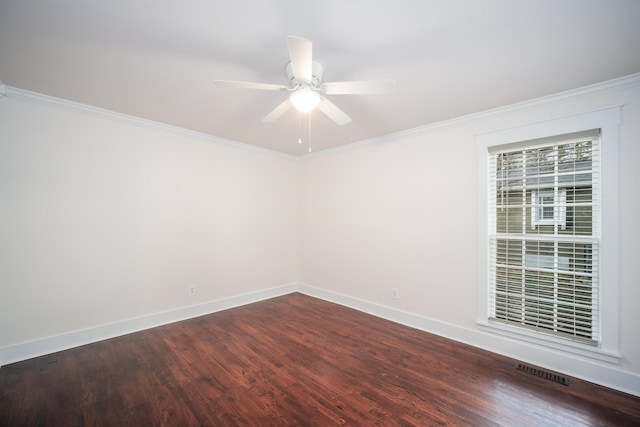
213 80 288 91
262 99 292 123
287 36 313 83
317 97 352 126
321 79 395 95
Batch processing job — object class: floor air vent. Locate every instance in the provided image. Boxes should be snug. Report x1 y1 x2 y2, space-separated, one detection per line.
515 363 569 386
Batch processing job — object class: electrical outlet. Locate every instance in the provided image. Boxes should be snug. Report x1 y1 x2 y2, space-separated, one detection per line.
188 285 196 296
392 288 399 299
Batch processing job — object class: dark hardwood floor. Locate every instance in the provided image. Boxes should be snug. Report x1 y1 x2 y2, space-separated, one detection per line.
1 293 639 426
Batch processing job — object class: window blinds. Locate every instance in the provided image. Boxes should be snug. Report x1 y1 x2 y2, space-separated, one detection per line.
487 131 600 344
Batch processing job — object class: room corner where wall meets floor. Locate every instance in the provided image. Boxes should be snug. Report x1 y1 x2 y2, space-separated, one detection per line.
2 292 639 426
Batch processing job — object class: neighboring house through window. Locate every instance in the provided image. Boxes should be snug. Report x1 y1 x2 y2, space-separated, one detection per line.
531 189 566 230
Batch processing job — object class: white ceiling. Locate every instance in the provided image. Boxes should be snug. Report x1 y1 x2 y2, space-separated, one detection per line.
1 1 639 156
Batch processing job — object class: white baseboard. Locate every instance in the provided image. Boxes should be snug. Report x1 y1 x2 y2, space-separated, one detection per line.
3 282 638 397
297 283 640 397
0 283 297 367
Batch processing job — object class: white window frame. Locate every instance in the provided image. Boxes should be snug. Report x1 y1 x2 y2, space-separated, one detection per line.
476 107 621 363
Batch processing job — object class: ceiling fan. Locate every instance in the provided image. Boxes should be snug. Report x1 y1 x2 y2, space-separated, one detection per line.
213 36 395 126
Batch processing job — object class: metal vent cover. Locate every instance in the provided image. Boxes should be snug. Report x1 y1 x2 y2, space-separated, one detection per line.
515 363 569 386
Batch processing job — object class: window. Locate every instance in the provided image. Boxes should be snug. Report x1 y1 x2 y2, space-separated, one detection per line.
531 189 566 229
476 107 621 362
490 134 598 344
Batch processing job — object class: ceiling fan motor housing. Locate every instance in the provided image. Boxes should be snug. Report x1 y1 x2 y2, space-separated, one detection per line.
286 61 323 89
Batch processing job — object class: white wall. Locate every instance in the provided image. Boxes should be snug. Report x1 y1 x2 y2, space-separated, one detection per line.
0 92 298 356
298 75 640 395
1 75 639 396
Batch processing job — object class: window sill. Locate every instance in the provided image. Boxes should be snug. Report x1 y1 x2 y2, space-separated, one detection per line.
476 320 621 364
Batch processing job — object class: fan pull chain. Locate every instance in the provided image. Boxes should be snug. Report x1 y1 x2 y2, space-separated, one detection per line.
298 112 302 144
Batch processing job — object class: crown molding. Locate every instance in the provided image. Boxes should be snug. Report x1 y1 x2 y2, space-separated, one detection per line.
3 86 298 162
5 72 639 161
301 72 640 159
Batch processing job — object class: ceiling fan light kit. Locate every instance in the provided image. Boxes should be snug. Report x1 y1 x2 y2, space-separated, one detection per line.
213 35 394 135
289 86 321 112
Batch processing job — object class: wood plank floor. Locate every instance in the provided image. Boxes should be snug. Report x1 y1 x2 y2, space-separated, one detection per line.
1 293 639 426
